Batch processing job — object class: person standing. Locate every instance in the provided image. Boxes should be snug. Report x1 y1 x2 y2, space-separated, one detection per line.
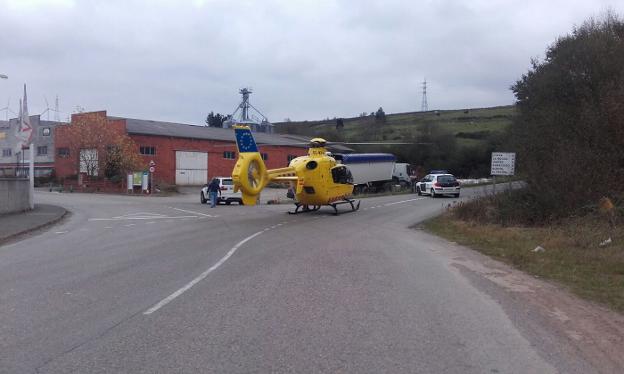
207 178 221 208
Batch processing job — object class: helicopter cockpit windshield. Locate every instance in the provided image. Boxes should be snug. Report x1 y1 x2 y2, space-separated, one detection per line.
331 165 353 184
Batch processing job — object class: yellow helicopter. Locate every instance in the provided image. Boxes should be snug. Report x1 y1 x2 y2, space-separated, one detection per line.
231 124 361 214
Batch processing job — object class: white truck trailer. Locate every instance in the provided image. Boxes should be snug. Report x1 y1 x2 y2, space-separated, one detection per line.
335 153 412 193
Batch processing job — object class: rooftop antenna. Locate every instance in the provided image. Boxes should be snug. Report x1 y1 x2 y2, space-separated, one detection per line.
421 78 428 112
229 87 269 123
240 87 251 121
0 98 16 121
54 95 60 122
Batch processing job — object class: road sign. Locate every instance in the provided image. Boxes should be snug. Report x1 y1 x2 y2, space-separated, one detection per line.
491 152 516 176
142 172 149 191
132 172 143 186
149 166 155 173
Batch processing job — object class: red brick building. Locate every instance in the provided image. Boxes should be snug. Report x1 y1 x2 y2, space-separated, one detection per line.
54 111 314 187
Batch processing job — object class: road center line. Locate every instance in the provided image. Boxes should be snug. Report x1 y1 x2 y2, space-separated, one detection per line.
384 197 426 206
143 230 265 315
171 207 217 218
89 215 197 221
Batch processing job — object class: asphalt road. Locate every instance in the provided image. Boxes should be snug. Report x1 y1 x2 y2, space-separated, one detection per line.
0 187 598 373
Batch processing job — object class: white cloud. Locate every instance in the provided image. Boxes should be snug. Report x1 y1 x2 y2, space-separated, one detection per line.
3 0 75 11
0 0 623 123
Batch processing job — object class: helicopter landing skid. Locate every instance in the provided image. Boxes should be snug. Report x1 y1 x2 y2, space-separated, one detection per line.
288 203 322 215
330 198 361 215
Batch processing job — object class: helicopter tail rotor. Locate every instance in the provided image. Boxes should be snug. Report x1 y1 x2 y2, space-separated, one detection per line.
231 125 269 205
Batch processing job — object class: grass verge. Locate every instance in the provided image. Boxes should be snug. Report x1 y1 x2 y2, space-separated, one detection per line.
424 214 624 313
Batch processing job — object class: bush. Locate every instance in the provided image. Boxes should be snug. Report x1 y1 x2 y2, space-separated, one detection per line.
108 174 123 184
511 11 624 220
156 182 178 193
453 189 559 226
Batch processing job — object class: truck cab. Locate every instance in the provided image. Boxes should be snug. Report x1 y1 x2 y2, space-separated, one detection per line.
392 163 413 187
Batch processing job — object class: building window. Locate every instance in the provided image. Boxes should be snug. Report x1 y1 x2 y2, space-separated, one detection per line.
261 153 268 161
41 127 51 136
2 148 11 157
80 149 98 176
57 148 70 158
140 146 155 155
37 146 48 156
287 154 297 162
223 151 236 159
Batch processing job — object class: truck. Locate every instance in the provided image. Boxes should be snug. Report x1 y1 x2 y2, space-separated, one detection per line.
334 153 413 194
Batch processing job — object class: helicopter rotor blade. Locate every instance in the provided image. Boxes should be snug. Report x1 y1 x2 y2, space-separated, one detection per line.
210 141 430 147
247 160 260 188
329 142 428 145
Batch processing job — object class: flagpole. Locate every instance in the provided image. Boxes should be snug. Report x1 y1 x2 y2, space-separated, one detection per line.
29 144 34 209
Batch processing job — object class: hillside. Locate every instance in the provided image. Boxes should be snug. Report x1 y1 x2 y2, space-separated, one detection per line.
274 105 515 144
274 105 516 178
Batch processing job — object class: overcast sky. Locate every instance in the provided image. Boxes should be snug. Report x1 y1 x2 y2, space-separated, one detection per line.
1 0 622 124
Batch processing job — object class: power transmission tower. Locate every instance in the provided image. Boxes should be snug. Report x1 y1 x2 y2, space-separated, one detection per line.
421 79 428 112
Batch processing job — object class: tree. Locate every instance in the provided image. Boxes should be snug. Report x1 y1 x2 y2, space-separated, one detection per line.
511 11 624 216
64 113 143 180
336 118 344 130
375 107 386 124
206 111 225 127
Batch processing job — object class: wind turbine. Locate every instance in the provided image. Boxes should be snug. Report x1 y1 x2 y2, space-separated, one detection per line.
41 95 60 121
0 98 16 121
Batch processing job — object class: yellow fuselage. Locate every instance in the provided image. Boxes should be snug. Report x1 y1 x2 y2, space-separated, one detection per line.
288 147 354 206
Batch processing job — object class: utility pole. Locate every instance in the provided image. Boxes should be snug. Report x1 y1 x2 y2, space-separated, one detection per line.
421 78 428 112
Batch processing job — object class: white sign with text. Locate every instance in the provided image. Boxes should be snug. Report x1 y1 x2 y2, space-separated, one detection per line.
491 152 516 176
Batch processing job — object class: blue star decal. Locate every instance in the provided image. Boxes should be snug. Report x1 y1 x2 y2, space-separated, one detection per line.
235 128 258 153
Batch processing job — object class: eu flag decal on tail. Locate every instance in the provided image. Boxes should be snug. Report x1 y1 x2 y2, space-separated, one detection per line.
234 126 258 153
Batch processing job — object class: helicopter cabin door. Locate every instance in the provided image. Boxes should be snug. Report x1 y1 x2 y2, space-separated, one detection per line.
331 165 353 185
329 165 355 199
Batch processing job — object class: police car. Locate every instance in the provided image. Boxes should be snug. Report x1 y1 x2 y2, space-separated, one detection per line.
415 172 461 198
200 177 244 205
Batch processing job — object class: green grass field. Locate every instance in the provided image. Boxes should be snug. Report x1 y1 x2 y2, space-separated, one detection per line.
274 105 516 143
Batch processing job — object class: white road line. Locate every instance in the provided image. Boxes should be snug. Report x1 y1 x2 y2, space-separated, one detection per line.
122 212 167 218
124 224 136 227
384 197 427 206
146 221 156 225
55 231 68 234
171 207 217 218
144 230 266 315
89 215 197 221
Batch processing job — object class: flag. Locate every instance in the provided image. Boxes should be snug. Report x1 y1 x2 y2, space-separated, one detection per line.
13 84 33 154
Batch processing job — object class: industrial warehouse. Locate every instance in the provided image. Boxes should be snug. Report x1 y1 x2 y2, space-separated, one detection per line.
1 88 352 192
53 111 314 189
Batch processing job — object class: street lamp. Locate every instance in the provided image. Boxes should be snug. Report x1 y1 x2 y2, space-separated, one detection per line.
0 74 7 79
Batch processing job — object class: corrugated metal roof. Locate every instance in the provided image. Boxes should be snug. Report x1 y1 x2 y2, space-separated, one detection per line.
116 117 309 148
105 116 354 152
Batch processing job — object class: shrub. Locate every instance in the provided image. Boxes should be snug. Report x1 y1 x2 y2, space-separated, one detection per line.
511 11 624 220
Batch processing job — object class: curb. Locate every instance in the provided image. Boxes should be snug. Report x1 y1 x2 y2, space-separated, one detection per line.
0 208 69 247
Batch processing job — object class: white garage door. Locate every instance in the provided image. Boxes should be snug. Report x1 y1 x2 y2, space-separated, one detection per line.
175 151 208 186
